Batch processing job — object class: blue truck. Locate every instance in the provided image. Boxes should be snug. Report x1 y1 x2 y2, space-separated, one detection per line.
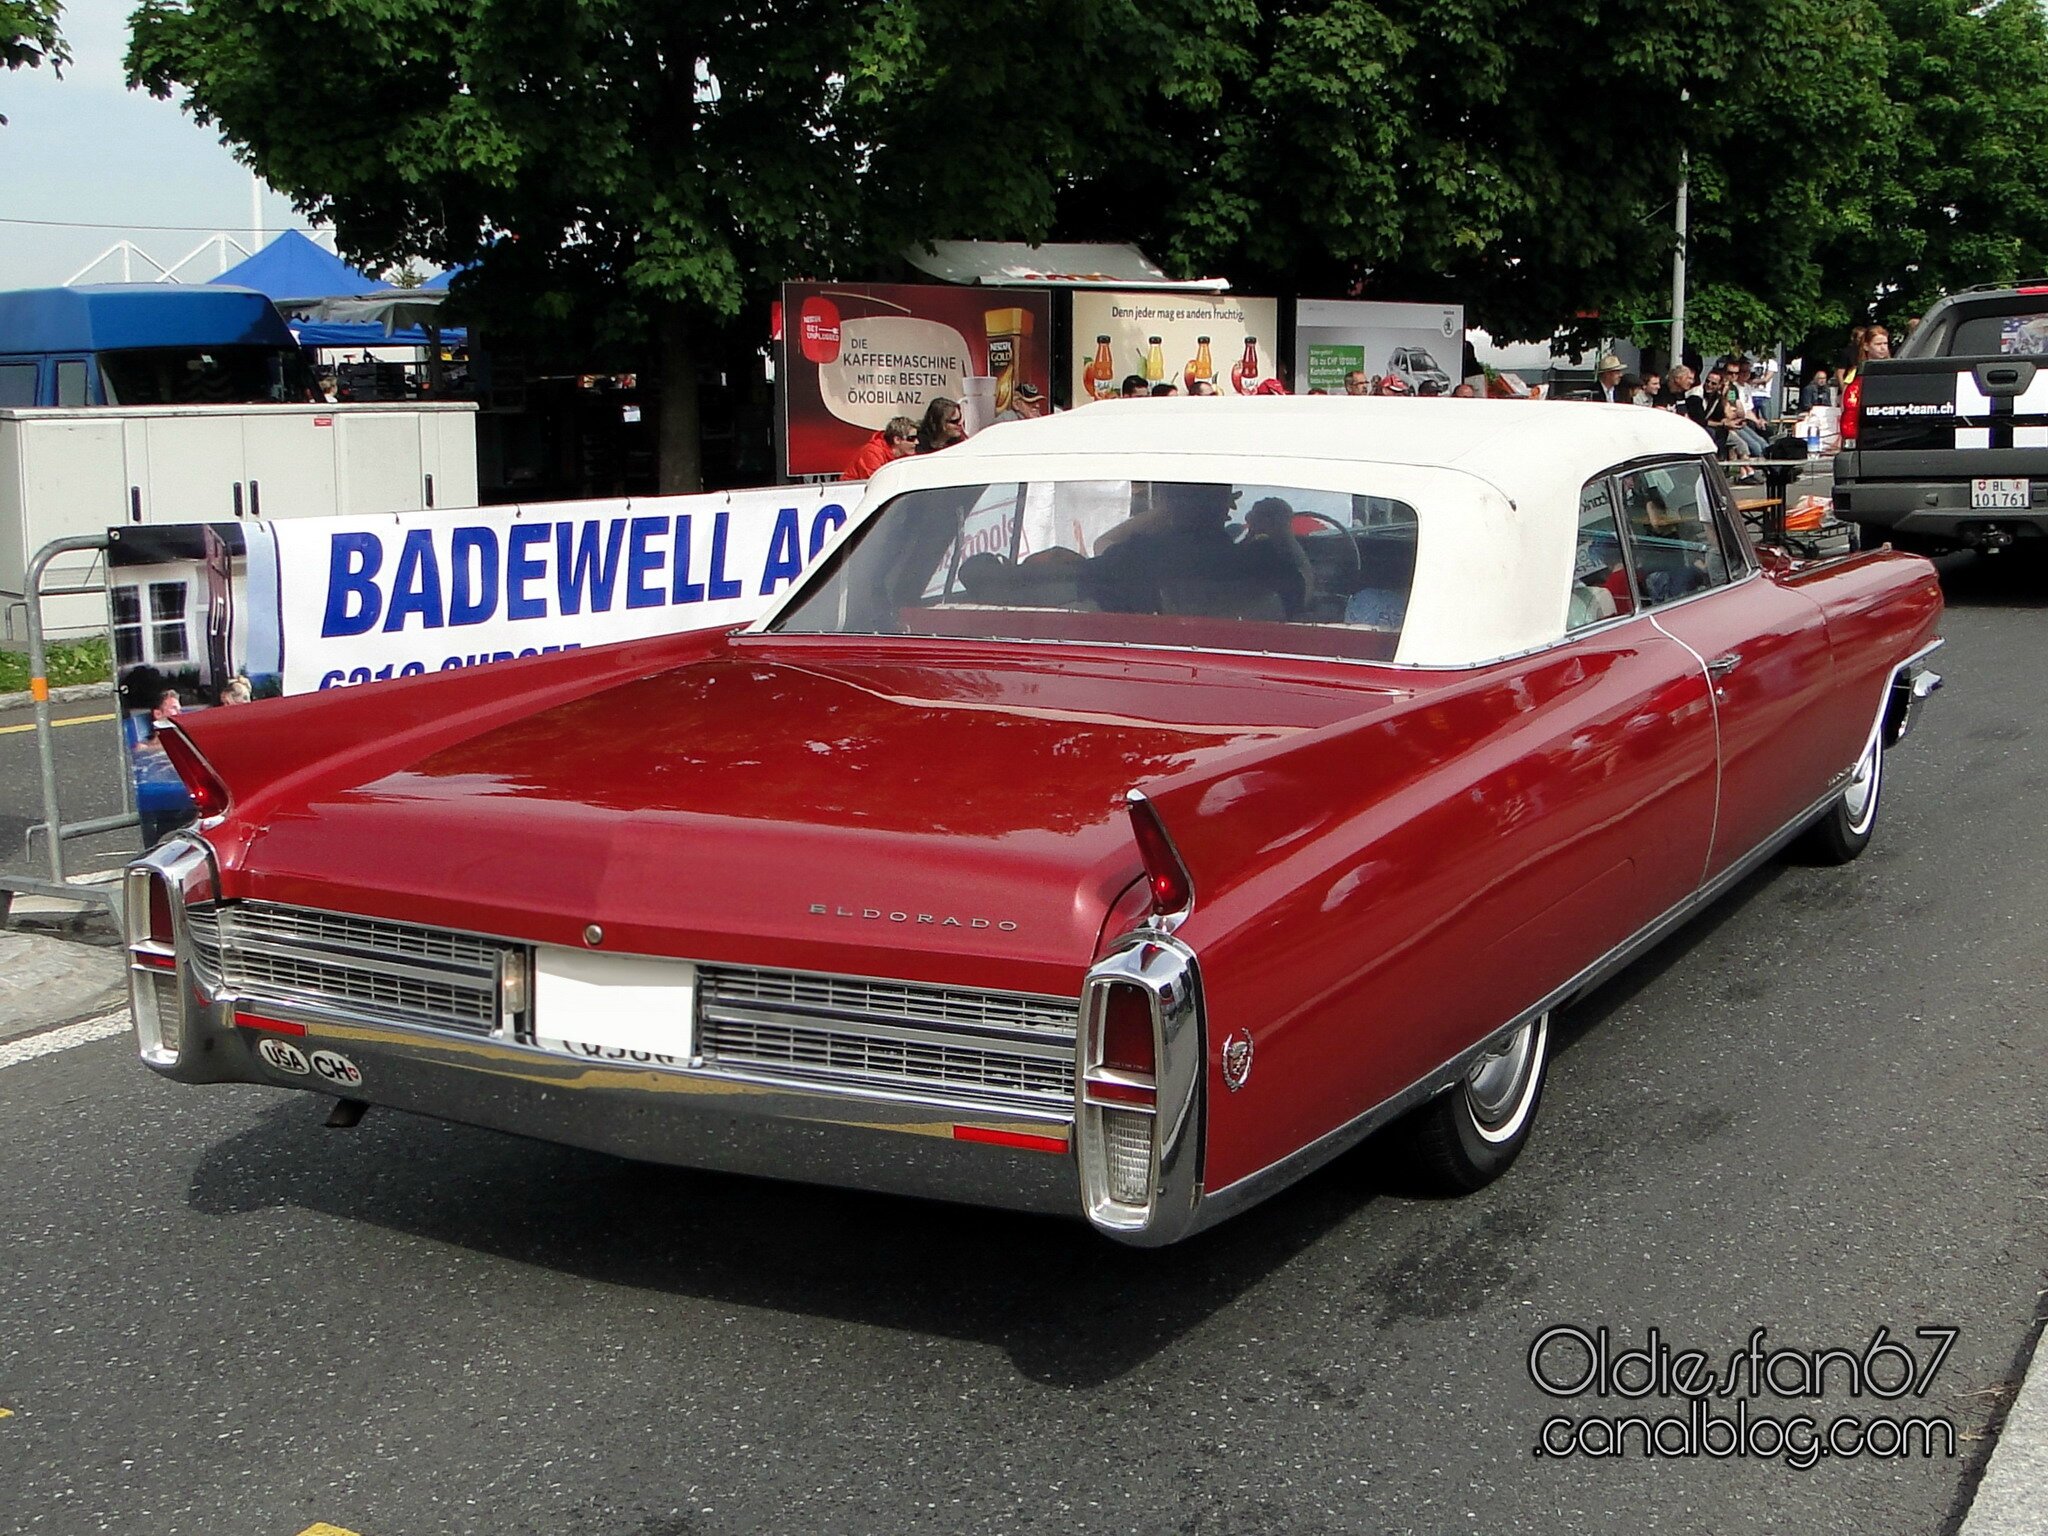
0 284 319 408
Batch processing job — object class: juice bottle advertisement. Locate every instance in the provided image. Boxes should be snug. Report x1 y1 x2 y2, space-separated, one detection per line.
1067 291 1281 402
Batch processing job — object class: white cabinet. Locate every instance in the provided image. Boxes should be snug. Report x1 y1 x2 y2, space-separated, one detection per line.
1 402 478 639
242 410 336 521
143 412 244 522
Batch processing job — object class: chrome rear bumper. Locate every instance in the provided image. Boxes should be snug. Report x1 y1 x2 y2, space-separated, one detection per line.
125 837 1109 1223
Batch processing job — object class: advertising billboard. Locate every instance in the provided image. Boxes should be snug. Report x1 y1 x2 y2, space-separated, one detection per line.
780 282 1052 477
110 485 851 841
1068 292 1281 401
1295 299 1466 396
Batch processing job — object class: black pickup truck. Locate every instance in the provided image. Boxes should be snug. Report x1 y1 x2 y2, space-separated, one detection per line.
1833 282 2048 555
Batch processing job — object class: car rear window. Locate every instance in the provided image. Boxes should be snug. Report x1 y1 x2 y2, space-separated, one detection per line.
770 480 1422 662
1950 310 2048 356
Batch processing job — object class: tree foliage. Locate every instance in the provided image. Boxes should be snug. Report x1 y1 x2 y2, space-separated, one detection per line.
124 0 2048 466
2 0 69 123
126 0 1198 486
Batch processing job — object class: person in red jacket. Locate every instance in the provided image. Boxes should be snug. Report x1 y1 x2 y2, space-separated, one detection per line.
841 416 918 481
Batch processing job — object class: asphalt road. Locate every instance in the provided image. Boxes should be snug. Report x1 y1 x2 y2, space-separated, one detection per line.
2 554 2046 1536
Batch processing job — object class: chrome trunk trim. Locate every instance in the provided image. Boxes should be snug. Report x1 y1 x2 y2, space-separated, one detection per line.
696 966 1077 1111
184 901 509 1036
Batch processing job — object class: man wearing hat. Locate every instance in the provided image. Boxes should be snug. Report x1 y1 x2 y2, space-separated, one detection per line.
1593 353 1629 404
993 381 1046 423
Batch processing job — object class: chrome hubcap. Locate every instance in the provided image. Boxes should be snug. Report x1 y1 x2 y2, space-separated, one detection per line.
1465 1016 1542 1131
1844 738 1880 829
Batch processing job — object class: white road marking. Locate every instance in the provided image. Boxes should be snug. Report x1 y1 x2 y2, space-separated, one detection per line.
0 1010 130 1070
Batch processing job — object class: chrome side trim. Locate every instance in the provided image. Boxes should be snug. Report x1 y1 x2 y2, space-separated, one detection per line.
1883 638 1945 747
1077 934 1205 1245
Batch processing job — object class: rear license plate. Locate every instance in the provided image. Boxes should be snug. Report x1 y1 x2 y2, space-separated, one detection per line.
1972 478 2030 509
532 946 696 1066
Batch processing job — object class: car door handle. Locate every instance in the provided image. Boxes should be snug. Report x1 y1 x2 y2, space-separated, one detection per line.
1706 652 1743 679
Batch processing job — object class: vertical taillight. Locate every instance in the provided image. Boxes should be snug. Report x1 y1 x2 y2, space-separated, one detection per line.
124 839 215 1067
1080 980 1161 1212
1125 791 1193 923
1841 376 1862 450
1077 940 1204 1243
157 725 229 821
124 864 184 1062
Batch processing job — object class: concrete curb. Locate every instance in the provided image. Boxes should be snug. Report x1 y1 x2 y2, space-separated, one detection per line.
1959 1315 2048 1536
0 679 115 712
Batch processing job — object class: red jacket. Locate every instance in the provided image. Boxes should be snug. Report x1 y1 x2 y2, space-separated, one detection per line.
841 433 895 482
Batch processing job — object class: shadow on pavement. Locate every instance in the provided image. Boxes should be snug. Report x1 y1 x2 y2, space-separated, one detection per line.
171 859 1827 1389
1928 549 2048 609
182 1081 1433 1388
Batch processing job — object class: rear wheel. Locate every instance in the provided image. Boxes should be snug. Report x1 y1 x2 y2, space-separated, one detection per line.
1798 730 1882 865
1404 1012 1550 1193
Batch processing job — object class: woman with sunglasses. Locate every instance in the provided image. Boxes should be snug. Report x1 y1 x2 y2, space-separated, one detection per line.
916 396 968 454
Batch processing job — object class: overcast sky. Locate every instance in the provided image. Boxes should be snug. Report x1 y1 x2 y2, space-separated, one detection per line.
0 0 312 289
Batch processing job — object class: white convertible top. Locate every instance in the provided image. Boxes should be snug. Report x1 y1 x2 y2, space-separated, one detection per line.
841 398 1721 666
940 396 1710 484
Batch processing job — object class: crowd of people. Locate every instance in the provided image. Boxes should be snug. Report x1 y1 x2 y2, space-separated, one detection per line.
840 328 1905 480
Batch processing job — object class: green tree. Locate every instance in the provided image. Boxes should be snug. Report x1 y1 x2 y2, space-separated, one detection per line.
1817 0 2048 328
1058 0 1895 358
127 0 1197 490
2 0 69 123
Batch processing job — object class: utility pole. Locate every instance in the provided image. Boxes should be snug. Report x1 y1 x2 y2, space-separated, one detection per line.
1671 88 1689 372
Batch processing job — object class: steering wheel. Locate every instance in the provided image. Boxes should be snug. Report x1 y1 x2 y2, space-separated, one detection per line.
1288 511 1364 589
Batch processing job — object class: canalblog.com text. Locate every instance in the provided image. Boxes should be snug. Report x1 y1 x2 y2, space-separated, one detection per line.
1527 1325 1961 1469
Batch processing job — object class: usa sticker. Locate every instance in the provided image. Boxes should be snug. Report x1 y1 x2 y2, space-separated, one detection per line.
256 1038 310 1075
309 1050 364 1088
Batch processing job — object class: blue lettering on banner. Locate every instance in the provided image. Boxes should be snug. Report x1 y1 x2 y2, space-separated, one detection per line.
759 507 804 595
506 523 549 620
672 513 705 603
707 511 743 601
809 504 847 558
556 519 627 615
323 533 384 637
383 528 446 632
626 516 667 610
450 526 499 626
314 502 836 641
317 643 583 689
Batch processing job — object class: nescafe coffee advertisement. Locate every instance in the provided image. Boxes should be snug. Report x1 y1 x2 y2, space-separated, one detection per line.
780 282 1051 477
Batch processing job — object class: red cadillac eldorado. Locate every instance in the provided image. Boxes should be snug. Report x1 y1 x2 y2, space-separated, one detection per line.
126 399 1944 1244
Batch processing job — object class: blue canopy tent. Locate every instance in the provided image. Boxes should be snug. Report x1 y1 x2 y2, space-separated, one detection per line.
209 229 384 305
288 320 467 350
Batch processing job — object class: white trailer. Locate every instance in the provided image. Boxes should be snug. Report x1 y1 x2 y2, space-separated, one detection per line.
1 400 478 640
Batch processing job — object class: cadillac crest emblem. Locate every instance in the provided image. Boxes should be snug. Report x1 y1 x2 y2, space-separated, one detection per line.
1221 1028 1255 1092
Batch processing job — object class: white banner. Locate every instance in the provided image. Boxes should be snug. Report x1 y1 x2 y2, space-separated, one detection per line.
266 487 854 695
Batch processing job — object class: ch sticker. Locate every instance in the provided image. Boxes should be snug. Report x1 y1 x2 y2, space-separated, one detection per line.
309 1050 364 1088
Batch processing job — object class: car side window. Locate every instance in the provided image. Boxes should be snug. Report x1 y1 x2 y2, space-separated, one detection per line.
1616 460 1736 607
1699 458 1756 576
1569 475 1632 630
55 359 87 408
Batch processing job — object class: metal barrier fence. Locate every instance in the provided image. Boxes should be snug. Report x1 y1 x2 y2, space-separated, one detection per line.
0 533 134 924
